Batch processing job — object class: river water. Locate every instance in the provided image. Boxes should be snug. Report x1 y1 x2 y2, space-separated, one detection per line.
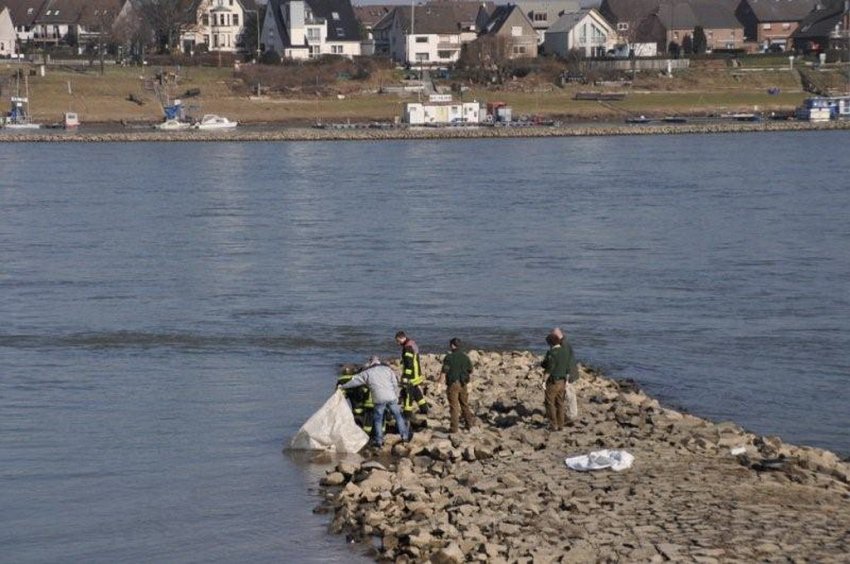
2 132 849 561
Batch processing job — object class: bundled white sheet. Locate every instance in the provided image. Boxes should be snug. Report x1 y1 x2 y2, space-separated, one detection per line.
565 449 634 472
288 390 370 453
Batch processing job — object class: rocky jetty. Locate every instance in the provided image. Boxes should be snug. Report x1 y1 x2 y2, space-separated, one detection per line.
2 119 850 143
317 351 850 562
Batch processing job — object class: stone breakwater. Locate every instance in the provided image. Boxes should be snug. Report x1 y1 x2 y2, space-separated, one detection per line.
3 120 850 142
316 351 850 562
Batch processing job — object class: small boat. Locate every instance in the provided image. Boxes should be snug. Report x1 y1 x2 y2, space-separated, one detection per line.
3 74 41 130
720 112 761 122
795 95 850 121
64 112 80 129
156 118 191 131
662 116 688 123
193 114 237 130
625 115 652 124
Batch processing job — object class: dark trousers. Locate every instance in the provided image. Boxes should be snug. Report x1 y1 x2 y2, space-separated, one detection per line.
401 383 427 414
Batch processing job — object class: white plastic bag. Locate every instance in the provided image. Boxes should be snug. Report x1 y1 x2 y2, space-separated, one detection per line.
565 449 634 472
288 390 370 453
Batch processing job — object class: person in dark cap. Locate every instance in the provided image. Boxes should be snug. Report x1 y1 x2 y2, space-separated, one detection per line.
541 328 578 431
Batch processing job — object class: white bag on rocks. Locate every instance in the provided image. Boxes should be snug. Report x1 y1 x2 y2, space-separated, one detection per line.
288 390 369 453
565 449 634 472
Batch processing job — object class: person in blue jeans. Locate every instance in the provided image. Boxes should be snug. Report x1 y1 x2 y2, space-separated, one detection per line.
340 356 411 447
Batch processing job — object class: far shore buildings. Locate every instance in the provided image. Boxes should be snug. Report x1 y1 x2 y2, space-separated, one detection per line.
736 0 817 51
0 0 46 46
0 5 16 56
544 8 617 58
372 2 492 65
513 0 582 44
260 0 362 59
792 0 850 54
477 4 539 59
600 0 749 54
179 0 255 54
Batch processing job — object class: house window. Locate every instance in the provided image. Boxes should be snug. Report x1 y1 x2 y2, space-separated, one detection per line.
617 22 628 31
511 26 522 37
415 36 428 43
202 14 209 26
307 28 320 40
437 50 453 58
533 12 547 21
763 23 771 30
782 23 790 30
336 27 344 36
512 45 527 55
415 52 429 61
331 45 343 54
233 14 238 26
332 12 340 20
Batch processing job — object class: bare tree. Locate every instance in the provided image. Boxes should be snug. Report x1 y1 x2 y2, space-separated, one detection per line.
460 36 509 70
134 0 198 53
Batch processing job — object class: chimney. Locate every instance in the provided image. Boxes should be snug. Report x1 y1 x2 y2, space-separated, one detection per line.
288 0 306 45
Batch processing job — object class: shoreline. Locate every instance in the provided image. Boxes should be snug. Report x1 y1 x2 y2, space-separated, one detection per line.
315 351 850 562
3 119 850 143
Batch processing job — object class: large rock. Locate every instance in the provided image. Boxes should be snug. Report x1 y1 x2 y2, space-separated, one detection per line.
430 542 464 564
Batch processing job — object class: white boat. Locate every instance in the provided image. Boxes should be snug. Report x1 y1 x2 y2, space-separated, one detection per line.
64 112 80 129
193 114 238 130
4 97 41 129
156 118 191 131
796 98 832 122
3 74 41 130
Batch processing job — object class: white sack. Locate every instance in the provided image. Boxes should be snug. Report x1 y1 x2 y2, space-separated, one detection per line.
288 390 370 453
565 449 634 472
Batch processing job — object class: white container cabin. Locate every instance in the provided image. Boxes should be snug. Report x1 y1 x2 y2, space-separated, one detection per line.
403 95 482 125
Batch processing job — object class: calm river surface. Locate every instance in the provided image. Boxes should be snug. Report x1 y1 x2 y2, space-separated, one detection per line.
2 132 849 561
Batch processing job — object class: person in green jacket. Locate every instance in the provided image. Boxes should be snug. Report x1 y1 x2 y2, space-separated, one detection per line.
541 328 578 431
439 338 477 433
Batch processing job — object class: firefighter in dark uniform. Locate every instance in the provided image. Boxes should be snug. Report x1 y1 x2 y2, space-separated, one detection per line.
395 331 429 415
336 363 375 433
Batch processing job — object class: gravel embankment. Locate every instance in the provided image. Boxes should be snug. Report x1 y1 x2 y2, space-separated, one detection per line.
3 120 850 142
316 351 850 562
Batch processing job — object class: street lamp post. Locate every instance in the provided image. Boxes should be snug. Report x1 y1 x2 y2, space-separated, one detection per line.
244 8 262 62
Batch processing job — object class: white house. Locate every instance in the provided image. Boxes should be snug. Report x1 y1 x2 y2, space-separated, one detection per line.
26 0 128 51
0 6 17 56
31 0 75 45
403 95 483 125
544 8 616 58
383 4 472 66
261 0 361 60
180 0 252 54
1 0 46 46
